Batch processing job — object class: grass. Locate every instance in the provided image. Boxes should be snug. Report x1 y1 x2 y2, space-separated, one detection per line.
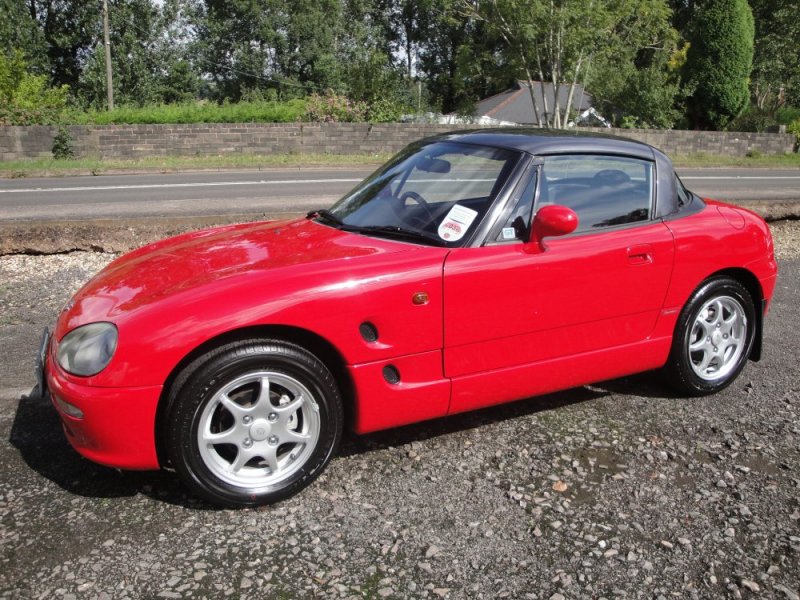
671 152 800 168
1 150 798 178
0 152 392 177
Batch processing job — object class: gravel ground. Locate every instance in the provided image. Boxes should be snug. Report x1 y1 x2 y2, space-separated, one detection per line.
1 221 799 599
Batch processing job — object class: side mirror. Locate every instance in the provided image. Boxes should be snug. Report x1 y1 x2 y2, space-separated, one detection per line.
530 205 578 246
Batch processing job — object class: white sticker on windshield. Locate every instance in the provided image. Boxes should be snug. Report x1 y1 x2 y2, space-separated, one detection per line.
437 204 478 242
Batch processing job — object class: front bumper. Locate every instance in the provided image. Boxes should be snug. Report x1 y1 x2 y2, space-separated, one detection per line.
46 357 162 470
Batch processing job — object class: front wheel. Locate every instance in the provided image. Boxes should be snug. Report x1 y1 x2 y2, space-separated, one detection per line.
165 339 343 507
664 277 756 396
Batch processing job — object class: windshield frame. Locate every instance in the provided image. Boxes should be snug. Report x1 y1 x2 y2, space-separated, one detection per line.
316 140 527 248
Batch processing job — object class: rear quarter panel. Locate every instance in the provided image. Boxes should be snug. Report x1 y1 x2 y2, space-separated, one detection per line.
662 201 778 310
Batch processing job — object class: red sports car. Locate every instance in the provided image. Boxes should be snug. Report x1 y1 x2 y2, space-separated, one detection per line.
40 130 777 507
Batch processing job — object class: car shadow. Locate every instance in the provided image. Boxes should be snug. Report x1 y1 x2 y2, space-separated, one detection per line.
592 370 684 400
9 371 678 508
339 385 610 457
338 371 684 457
8 389 214 510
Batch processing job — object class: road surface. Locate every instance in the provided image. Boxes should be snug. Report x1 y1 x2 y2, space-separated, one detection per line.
0 167 799 221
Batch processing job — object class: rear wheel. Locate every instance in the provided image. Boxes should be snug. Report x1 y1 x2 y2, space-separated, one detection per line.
664 277 756 396
165 339 342 507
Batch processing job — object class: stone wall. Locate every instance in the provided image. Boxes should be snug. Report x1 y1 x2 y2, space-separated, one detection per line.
1 123 795 162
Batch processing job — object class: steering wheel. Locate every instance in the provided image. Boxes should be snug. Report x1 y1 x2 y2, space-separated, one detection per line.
399 191 434 220
396 191 436 229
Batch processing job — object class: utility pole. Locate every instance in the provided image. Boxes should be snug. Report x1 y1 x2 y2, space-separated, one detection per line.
103 0 114 111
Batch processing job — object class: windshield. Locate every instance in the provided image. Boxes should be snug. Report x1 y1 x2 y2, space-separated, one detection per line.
319 141 522 246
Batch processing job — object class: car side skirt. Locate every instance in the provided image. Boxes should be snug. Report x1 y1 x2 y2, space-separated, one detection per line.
448 336 672 415
351 334 674 434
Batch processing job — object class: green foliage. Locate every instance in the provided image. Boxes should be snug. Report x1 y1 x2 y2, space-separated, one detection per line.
51 126 75 159
70 100 308 125
0 50 25 101
727 106 778 132
788 119 800 146
303 91 367 123
750 0 800 113
0 50 70 125
78 0 201 108
469 0 679 128
591 42 683 129
1 0 795 131
35 0 100 89
776 107 800 125
683 0 755 130
0 0 48 72
411 0 514 115
366 98 407 123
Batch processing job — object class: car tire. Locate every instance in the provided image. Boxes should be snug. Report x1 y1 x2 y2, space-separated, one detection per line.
165 339 343 507
664 276 756 396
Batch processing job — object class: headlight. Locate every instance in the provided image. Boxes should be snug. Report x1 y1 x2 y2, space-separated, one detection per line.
56 322 118 376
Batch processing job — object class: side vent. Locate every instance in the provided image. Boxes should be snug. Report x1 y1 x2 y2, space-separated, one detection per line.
359 322 379 343
382 365 400 384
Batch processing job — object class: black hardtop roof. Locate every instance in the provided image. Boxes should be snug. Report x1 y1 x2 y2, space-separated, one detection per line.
429 128 659 160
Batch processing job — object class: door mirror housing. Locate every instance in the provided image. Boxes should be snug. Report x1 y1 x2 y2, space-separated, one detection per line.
530 205 578 246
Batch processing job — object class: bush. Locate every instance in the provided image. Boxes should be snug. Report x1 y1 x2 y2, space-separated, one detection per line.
776 107 800 125
727 107 778 132
303 91 367 123
70 100 308 125
365 97 406 123
51 125 74 159
0 50 70 125
788 119 800 149
0 106 64 125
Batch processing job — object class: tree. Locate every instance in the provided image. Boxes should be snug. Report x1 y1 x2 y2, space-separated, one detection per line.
749 0 800 112
683 0 754 129
0 0 48 73
191 0 297 101
29 0 100 89
463 0 677 128
589 28 684 129
412 0 514 114
0 50 69 124
78 0 200 107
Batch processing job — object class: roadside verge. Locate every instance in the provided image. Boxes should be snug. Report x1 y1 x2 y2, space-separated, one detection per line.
1 199 798 256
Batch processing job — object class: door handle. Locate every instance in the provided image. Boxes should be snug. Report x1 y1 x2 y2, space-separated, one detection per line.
627 244 653 265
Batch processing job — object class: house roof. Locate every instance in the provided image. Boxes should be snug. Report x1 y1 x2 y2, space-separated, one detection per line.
476 81 593 125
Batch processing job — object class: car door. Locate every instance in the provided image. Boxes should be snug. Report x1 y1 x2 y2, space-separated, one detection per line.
443 153 675 411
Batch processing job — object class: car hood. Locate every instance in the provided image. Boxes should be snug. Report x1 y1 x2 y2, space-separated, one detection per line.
56 218 412 335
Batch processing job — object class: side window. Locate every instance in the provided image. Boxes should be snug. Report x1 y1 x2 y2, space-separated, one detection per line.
539 155 653 232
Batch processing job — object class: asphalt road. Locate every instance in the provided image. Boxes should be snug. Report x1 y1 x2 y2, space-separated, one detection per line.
1 167 799 221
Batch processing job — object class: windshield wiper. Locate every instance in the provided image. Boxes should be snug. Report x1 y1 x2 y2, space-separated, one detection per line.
309 211 445 246
307 209 344 226
356 225 446 247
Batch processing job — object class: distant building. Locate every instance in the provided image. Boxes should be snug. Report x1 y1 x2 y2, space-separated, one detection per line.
475 80 594 126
